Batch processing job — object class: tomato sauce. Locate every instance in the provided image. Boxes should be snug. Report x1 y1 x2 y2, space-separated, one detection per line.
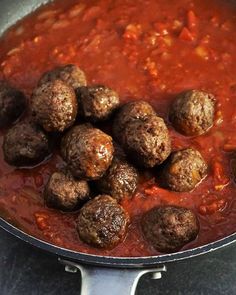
0 0 236 257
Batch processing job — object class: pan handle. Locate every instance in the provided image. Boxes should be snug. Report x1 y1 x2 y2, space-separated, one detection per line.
59 258 166 295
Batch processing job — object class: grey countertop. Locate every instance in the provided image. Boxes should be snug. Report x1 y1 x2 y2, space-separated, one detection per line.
0 228 236 295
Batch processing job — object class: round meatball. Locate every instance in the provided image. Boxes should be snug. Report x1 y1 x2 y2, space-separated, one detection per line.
32 79 77 132
160 148 207 192
0 80 26 128
3 122 51 167
169 90 215 136
61 124 114 180
77 85 120 122
124 115 171 168
142 206 199 253
113 101 156 144
39 64 87 89
77 195 129 249
44 170 90 211
96 157 139 201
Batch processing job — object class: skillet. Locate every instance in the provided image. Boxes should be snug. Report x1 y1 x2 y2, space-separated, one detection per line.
0 0 236 294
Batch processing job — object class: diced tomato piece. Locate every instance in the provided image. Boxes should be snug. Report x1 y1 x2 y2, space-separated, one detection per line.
82 6 101 22
213 161 229 185
144 185 160 196
35 212 49 230
187 10 197 31
199 195 227 215
179 27 194 41
223 143 236 152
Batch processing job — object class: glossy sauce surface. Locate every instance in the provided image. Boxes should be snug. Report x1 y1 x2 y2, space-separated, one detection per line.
0 0 236 257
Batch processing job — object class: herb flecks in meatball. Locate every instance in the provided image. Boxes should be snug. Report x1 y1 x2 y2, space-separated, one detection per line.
77 85 120 122
39 64 87 89
160 148 207 192
169 90 215 136
96 157 139 201
77 195 129 249
3 122 51 167
44 170 90 211
113 100 156 144
124 115 171 168
142 206 199 253
61 124 114 180
0 80 26 128
32 79 77 132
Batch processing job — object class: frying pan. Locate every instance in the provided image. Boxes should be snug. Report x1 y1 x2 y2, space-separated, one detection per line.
0 0 236 294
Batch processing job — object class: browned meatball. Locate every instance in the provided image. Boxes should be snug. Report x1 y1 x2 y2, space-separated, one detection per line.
113 101 156 144
3 122 51 167
124 115 171 168
142 206 199 253
39 64 87 89
160 148 207 192
61 124 114 180
169 90 215 136
32 79 77 132
77 85 120 122
96 157 139 201
44 170 90 211
0 80 26 128
77 195 129 249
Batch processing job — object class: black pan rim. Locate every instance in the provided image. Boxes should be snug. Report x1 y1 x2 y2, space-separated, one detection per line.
1 217 235 268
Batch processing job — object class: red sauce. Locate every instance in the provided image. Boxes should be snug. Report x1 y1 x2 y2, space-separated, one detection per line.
0 0 236 257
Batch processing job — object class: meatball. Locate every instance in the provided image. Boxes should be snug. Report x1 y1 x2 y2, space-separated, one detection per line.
77 85 120 122
39 64 87 89
160 148 207 192
169 90 215 136
32 79 77 132
142 206 199 253
113 101 156 144
77 195 129 249
3 122 51 167
44 170 90 211
0 80 26 128
61 124 114 180
96 157 139 201
123 115 171 168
